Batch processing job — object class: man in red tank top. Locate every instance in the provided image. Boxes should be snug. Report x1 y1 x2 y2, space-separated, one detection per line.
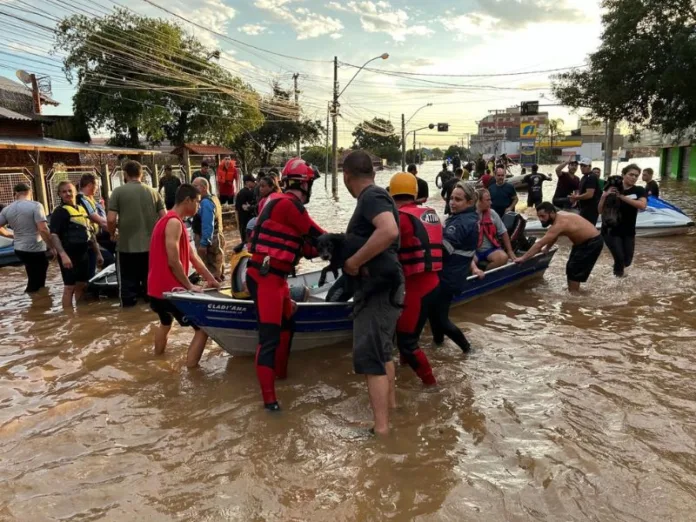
148 184 221 367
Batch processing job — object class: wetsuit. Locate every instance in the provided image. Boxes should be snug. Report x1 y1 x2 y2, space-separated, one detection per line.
396 203 444 385
247 192 325 409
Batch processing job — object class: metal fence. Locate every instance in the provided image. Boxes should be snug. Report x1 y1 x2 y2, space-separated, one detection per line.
110 165 153 190
45 166 101 213
0 167 34 208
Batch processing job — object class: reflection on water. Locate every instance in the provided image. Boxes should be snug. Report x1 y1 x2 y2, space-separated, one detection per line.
1 159 696 520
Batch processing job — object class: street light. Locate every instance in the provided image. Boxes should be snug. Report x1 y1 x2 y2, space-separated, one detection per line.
402 103 432 170
331 53 389 198
410 124 435 166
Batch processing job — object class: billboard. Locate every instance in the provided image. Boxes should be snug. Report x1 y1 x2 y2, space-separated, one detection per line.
520 122 538 139
520 141 536 167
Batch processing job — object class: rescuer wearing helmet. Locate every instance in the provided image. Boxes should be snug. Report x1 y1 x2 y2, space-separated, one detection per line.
389 172 443 387
246 157 326 411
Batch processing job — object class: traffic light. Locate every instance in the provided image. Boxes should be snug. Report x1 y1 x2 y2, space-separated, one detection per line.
437 123 449 132
521 101 539 116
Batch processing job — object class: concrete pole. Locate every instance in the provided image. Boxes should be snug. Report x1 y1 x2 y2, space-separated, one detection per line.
182 148 192 183
603 119 615 176
401 113 406 171
293 73 301 157
99 163 111 203
325 102 330 188
331 56 339 199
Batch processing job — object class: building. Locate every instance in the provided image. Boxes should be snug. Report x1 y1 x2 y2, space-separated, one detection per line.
660 141 696 180
0 74 157 212
470 106 549 155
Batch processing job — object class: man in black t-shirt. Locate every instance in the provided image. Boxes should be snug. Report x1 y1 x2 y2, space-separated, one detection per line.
234 175 257 242
441 168 464 215
407 163 429 204
553 159 580 209
158 166 182 210
599 164 648 277
642 168 660 198
523 164 551 209
570 157 600 225
343 150 404 437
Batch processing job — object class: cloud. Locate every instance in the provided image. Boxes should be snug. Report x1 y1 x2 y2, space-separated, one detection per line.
327 1 433 42
254 0 344 40
446 0 583 35
169 0 236 48
238 24 267 36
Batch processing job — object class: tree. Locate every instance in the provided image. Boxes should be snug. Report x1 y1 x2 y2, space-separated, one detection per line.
552 0 696 137
230 84 324 171
55 9 262 147
431 147 444 160
352 118 402 164
444 145 471 160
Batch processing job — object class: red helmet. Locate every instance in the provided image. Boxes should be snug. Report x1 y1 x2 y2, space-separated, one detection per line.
281 157 314 181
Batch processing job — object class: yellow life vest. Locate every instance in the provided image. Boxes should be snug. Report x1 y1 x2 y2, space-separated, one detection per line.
61 203 92 246
79 194 100 234
229 249 251 299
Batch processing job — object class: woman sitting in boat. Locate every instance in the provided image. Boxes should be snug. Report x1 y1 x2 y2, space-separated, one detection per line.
435 183 485 353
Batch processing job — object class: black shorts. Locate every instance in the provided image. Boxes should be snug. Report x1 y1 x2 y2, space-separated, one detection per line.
566 235 604 283
219 194 234 205
352 284 405 375
150 297 199 329
58 247 90 286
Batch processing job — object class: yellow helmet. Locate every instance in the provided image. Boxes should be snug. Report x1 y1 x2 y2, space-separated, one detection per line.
389 172 418 198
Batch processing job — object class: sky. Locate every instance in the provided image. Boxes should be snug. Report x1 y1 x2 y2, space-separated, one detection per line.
0 0 605 148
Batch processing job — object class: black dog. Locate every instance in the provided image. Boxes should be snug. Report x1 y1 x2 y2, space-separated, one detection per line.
602 175 624 229
316 233 403 314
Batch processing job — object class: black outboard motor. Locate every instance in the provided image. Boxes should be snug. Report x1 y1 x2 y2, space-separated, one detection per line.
502 211 536 254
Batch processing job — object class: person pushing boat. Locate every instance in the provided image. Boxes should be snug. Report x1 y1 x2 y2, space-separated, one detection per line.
246 158 326 411
516 202 603 292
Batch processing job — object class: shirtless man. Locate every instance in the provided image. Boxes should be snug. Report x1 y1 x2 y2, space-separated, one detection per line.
515 201 603 292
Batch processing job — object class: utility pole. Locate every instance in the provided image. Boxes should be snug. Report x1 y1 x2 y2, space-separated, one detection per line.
488 109 505 158
413 131 417 161
401 113 406 171
331 57 339 199
325 102 330 189
293 73 300 157
603 119 615 177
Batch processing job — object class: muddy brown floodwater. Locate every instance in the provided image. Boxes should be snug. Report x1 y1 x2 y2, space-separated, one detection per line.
1 159 696 521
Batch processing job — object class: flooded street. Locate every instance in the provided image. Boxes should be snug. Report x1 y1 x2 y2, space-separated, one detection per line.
2 160 696 521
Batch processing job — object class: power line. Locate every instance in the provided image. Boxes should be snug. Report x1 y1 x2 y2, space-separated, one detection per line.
340 62 587 78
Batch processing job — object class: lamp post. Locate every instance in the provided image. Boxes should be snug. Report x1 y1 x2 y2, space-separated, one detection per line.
331 53 389 199
410 124 435 165
401 103 432 170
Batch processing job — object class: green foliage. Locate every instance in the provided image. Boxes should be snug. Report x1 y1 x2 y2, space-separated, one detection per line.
230 84 324 172
552 0 696 137
55 9 263 147
430 147 444 160
444 145 471 160
352 118 402 164
302 146 331 171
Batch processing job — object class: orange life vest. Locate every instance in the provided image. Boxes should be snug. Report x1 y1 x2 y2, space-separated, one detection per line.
217 161 237 184
398 203 444 277
478 210 501 249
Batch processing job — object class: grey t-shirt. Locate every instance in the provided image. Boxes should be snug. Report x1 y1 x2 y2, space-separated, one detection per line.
0 200 47 252
478 209 506 252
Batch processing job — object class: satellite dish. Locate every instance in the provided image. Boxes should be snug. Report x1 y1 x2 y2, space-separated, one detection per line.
16 69 32 84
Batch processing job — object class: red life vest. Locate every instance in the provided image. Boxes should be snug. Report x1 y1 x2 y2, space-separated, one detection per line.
147 210 190 299
249 193 306 273
398 203 444 277
478 210 501 249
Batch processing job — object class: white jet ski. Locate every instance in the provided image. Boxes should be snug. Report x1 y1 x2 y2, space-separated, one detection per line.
526 196 694 238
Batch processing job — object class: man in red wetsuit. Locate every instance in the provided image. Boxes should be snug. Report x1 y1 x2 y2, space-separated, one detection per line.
389 172 443 386
247 158 325 411
148 184 221 367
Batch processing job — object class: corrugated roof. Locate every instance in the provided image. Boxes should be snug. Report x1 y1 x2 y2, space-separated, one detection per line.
171 143 233 156
0 76 60 106
0 136 160 155
0 107 52 122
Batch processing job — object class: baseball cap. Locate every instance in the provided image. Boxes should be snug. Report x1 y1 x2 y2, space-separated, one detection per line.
579 157 592 166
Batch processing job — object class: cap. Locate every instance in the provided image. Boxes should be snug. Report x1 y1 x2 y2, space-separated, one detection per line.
579 157 592 166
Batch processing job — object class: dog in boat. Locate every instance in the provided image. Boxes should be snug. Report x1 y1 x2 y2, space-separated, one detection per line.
316 232 403 313
602 175 624 229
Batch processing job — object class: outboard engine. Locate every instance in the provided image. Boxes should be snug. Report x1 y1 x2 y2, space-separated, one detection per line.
502 211 536 254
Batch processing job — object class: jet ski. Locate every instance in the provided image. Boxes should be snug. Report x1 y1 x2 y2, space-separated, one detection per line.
526 196 694 238
0 236 20 267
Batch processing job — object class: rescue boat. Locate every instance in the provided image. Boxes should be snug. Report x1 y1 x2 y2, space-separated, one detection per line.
165 248 557 357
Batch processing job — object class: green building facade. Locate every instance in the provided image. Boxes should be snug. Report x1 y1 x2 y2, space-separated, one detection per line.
660 144 696 180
